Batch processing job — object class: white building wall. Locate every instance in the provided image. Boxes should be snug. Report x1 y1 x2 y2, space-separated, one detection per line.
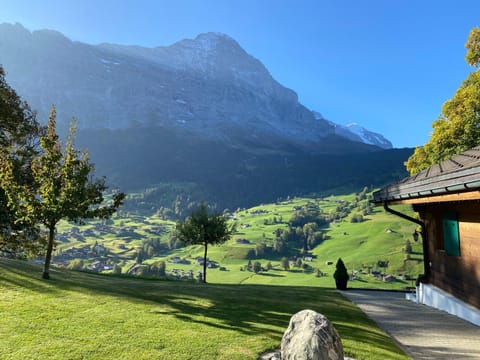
409 283 480 326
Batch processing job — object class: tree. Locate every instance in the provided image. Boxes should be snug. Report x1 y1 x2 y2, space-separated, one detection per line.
405 240 413 255
350 213 364 223
302 222 318 252
67 259 84 271
333 258 349 290
465 27 480 67
168 235 182 250
255 242 266 257
136 248 145 264
112 263 122 275
273 236 285 254
290 203 318 227
0 65 43 256
405 27 480 174
151 261 166 277
0 106 125 279
280 256 290 271
175 203 235 283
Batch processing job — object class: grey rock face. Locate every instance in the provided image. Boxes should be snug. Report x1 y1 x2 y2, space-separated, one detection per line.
0 23 391 151
0 24 332 144
281 310 344 360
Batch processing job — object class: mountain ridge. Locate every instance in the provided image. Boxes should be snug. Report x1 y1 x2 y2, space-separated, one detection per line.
0 23 408 208
0 23 391 150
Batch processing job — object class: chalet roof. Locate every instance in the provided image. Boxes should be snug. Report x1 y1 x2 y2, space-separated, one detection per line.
373 146 480 203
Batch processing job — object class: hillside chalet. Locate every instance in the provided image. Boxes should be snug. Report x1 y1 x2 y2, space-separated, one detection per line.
373 146 480 326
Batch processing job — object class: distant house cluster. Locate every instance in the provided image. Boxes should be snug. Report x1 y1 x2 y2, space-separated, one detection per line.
53 243 113 272
56 223 141 243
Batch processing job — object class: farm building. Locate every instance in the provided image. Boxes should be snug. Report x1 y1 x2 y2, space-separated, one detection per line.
373 146 480 325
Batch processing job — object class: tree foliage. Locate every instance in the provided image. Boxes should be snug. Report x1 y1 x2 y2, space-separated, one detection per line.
280 257 290 271
175 203 235 283
465 27 480 67
0 106 125 278
0 65 44 256
150 261 166 277
333 258 349 283
405 27 480 174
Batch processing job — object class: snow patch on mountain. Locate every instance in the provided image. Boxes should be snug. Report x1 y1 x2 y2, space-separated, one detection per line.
313 111 392 149
345 123 392 149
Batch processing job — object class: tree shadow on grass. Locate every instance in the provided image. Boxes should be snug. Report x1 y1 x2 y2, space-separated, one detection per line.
0 258 408 358
0 260 61 295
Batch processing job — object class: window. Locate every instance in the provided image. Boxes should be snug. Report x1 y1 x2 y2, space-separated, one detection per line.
442 212 460 256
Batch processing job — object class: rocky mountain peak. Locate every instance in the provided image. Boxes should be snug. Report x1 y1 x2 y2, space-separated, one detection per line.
193 32 239 50
0 23 392 151
168 32 273 88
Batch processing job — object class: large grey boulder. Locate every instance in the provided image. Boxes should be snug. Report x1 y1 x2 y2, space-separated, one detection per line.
281 310 344 360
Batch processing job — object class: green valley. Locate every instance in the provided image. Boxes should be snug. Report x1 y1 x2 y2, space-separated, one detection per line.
51 190 423 290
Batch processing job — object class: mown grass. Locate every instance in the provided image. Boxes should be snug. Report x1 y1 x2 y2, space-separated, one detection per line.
0 258 408 360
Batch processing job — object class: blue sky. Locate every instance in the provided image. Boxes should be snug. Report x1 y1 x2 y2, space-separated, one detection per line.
1 0 479 148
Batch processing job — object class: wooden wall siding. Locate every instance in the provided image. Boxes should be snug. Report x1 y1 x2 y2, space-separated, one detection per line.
417 202 480 309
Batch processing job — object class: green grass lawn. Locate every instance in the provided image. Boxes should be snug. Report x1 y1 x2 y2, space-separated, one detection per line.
0 258 408 360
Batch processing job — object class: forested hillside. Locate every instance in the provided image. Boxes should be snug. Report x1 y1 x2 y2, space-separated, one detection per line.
77 126 412 210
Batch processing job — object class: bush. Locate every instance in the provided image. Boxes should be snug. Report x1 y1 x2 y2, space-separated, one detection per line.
350 214 364 223
68 259 84 271
333 258 349 290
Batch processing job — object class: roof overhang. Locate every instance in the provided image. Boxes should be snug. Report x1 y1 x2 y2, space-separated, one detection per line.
373 146 480 206
378 189 480 205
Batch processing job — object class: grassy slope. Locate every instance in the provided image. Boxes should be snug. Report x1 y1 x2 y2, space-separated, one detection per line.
149 197 423 288
0 258 408 360
54 195 423 289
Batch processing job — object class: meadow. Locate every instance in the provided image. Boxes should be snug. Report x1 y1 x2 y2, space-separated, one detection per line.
53 193 423 290
0 258 409 360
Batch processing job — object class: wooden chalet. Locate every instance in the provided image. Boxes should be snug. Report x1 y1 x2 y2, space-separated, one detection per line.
373 146 480 325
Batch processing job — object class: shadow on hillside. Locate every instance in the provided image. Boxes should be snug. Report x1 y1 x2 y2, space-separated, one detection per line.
0 260 61 295
0 258 405 355
257 272 284 277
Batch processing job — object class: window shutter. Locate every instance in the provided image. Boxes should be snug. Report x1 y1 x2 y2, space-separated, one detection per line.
442 212 460 256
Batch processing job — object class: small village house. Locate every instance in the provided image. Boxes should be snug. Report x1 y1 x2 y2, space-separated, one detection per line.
373 146 480 326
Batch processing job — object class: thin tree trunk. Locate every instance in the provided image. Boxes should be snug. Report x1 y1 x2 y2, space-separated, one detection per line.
203 241 208 283
42 225 55 279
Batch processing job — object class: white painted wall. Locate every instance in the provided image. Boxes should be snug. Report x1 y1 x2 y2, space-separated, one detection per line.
409 283 480 326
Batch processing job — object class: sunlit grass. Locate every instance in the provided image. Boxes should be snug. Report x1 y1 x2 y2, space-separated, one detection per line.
0 258 408 360
51 194 423 289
